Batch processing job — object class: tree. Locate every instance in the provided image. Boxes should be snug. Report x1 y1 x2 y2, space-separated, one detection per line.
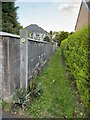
2 2 23 34
58 31 69 46
52 32 58 43
43 36 50 42
70 32 74 35
52 31 69 46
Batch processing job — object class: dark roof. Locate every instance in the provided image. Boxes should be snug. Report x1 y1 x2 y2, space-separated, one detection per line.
25 24 48 34
75 0 90 30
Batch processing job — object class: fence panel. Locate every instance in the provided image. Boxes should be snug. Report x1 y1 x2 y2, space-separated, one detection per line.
0 32 57 99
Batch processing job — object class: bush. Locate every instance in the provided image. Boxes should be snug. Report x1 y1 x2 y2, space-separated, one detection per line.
13 88 28 108
12 83 43 109
61 27 89 114
43 36 50 42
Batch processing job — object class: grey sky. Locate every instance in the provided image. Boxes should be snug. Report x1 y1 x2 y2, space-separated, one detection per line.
16 0 82 32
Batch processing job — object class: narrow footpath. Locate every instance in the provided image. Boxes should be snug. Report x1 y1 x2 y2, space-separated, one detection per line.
2 48 86 119
27 48 85 118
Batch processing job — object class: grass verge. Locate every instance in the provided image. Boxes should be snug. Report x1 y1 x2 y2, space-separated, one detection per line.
27 48 86 118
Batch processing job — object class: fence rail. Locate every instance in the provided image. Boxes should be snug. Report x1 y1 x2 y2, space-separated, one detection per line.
0 31 57 99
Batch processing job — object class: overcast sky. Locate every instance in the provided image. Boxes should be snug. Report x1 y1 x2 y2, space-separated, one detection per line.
15 0 82 32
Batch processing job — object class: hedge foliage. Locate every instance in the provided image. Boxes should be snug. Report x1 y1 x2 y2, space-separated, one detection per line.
61 27 90 113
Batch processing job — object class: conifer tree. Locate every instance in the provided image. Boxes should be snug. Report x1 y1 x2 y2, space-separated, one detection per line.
2 2 22 34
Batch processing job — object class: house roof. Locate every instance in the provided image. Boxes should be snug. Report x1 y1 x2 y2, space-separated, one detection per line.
25 24 48 34
75 0 90 30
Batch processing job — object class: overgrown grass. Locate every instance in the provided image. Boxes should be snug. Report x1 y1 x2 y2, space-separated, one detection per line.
27 48 86 118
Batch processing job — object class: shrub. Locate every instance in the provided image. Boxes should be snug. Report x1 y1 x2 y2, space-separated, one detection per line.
61 27 89 114
43 36 50 42
12 83 43 109
13 88 28 108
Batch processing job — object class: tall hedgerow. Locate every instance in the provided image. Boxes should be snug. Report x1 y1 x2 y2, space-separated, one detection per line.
61 26 90 115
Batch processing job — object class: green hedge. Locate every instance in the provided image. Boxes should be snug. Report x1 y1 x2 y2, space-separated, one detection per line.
61 27 89 113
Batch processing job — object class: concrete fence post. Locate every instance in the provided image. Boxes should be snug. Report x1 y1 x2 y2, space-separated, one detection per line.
20 29 28 90
0 38 3 119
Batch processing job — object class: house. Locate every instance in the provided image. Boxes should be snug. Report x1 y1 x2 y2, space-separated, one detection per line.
25 24 48 41
75 0 90 31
